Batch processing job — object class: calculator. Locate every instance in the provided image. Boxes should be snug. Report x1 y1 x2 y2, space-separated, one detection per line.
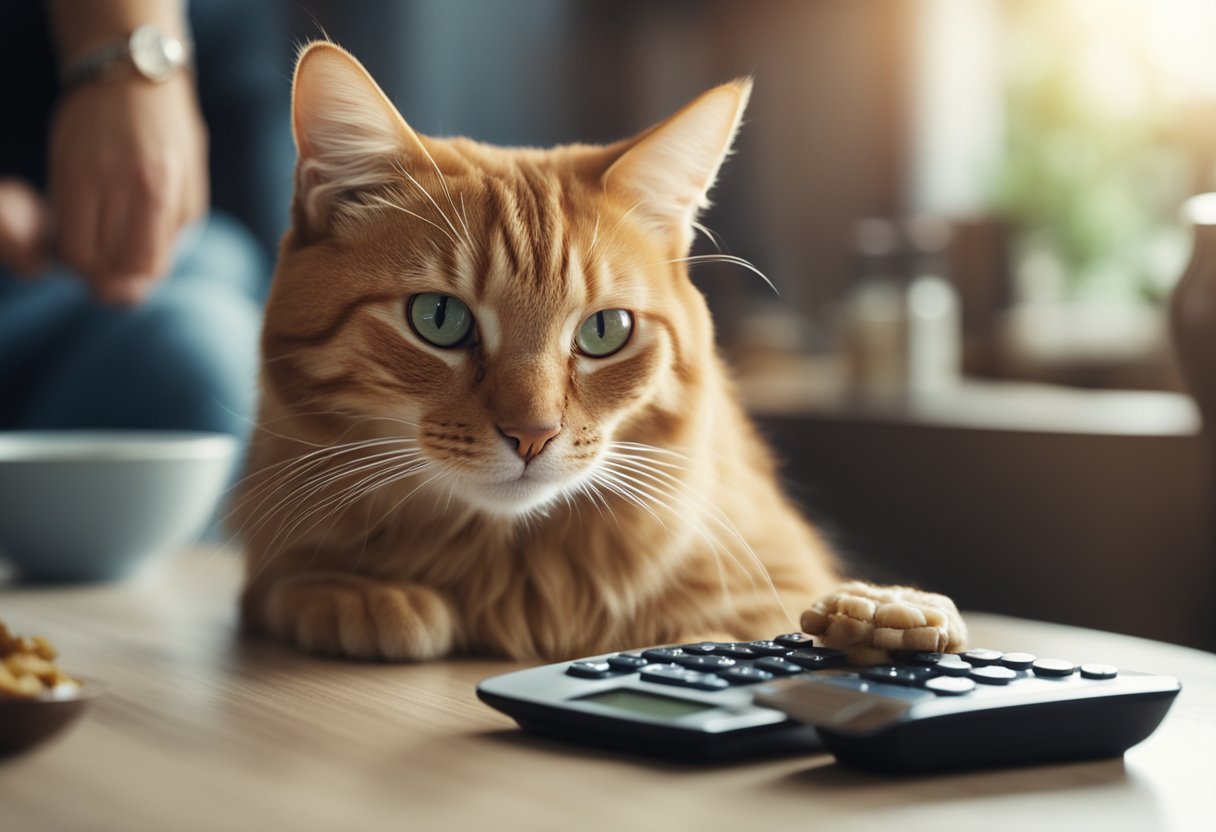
476 633 1182 771
476 634 829 761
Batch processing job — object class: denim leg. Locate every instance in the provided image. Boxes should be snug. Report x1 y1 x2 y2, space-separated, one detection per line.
1 213 266 438
0 274 92 427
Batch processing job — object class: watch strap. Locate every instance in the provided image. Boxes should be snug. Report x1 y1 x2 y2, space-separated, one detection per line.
59 26 192 93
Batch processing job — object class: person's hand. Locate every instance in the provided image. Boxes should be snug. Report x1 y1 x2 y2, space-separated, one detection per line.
0 178 51 277
49 73 208 304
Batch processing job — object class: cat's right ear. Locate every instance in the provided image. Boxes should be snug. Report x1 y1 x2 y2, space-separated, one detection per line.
600 80 752 257
290 42 422 238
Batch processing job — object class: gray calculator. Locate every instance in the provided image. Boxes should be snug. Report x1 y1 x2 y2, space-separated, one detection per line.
477 634 835 761
477 633 1181 770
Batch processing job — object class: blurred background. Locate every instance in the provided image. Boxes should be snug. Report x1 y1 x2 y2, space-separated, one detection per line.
67 1 1216 646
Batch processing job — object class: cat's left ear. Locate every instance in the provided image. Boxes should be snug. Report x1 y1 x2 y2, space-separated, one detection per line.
601 80 752 254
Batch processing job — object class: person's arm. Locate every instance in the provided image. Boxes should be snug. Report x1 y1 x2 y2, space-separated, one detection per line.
45 0 208 304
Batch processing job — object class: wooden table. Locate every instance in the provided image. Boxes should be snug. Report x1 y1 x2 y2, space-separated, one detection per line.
2 547 1213 831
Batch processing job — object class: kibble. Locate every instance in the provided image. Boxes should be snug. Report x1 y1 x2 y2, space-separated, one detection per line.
801 581 967 665
0 620 81 700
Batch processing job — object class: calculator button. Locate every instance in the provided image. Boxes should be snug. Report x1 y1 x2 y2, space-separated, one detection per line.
898 652 944 666
566 661 613 679
680 642 723 655
926 676 977 696
640 664 730 691
970 666 1018 685
714 643 758 659
641 647 685 663
1080 663 1118 680
862 666 935 687
774 633 815 649
962 649 1004 666
721 666 774 685
673 654 737 671
934 655 973 677
999 652 1036 670
1032 658 1076 678
754 657 804 676
746 641 792 657
606 654 649 672
785 648 848 670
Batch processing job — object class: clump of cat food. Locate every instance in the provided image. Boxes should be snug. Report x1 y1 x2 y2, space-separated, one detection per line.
0 620 82 700
801 581 967 664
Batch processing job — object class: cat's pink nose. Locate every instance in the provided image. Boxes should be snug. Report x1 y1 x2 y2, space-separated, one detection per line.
498 424 560 462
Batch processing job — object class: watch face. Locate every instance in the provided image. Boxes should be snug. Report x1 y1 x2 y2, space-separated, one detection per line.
130 25 184 82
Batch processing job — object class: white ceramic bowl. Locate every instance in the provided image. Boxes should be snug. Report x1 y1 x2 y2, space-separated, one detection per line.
0 431 238 582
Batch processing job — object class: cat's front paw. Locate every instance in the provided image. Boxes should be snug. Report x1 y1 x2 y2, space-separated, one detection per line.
800 581 967 665
263 574 456 661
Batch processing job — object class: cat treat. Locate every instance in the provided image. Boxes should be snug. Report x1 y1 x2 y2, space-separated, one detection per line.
0 620 81 699
233 42 968 663
800 581 967 664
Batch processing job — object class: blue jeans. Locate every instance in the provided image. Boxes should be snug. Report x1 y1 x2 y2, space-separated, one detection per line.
0 213 265 438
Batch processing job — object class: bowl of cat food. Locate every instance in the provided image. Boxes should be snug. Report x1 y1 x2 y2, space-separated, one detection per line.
0 430 238 583
0 621 99 757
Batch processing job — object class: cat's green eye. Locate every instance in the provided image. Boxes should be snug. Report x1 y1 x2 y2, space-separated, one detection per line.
408 293 474 348
576 309 633 357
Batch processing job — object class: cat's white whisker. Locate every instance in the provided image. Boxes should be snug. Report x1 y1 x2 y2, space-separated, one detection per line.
323 458 436 529
323 462 447 560
586 197 651 260
459 193 472 246
258 457 437 568
603 454 690 490
360 460 449 534
256 409 421 432
228 439 421 524
411 139 475 250
241 436 419 487
233 445 425 548
607 441 695 463
589 470 663 526
248 459 405 555
590 467 733 607
225 454 401 546
595 464 746 574
600 452 791 622
588 211 602 255
574 478 613 525
660 253 778 296
690 220 725 253
566 474 612 520
391 160 468 252
603 450 692 476
364 191 459 248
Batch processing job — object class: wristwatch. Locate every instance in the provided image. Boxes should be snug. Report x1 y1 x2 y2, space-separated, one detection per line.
60 25 192 93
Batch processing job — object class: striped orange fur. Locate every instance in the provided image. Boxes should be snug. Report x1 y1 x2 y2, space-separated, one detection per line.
233 43 964 662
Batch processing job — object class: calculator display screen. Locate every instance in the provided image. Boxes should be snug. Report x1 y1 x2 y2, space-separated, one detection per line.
575 689 717 719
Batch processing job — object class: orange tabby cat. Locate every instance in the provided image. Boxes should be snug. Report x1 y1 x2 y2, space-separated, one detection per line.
234 43 967 663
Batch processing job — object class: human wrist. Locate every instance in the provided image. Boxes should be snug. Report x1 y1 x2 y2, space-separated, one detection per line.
58 25 193 96
49 1 191 94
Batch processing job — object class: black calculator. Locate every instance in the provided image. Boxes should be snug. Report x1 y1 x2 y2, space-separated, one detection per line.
477 633 829 761
476 633 1181 771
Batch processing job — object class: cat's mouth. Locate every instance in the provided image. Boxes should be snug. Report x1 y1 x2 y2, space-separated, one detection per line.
449 467 572 518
